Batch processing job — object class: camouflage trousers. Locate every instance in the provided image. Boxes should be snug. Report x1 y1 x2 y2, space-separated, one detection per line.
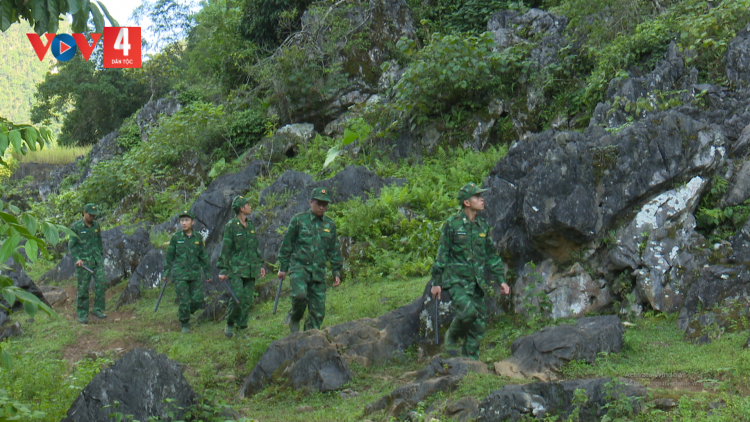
226 277 255 329
446 282 486 360
175 279 204 327
289 268 326 331
76 264 107 319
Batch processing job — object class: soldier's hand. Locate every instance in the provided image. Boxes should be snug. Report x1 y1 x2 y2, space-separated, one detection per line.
431 286 442 300
260 268 266 278
333 276 341 287
219 274 227 281
75 260 83 267
500 283 510 295
277 271 286 280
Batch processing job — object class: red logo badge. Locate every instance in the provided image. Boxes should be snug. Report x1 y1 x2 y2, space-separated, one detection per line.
103 27 141 68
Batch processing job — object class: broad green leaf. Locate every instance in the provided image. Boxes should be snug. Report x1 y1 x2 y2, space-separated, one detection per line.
68 0 81 14
0 132 8 153
14 289 55 318
89 2 104 33
25 240 38 263
46 0 58 35
0 212 20 226
1 349 12 371
8 130 22 154
21 214 39 236
324 145 341 168
23 300 38 318
0 0 16 32
56 224 77 239
32 0 46 24
96 1 119 26
0 275 12 288
0 234 20 264
43 222 60 246
11 250 25 268
2 289 16 307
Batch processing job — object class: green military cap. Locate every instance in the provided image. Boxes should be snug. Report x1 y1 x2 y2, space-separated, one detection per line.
232 195 250 212
179 210 195 219
311 187 331 202
457 182 489 202
84 203 99 216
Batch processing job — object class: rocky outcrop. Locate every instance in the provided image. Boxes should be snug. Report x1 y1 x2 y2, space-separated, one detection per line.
514 259 613 319
137 98 182 142
483 109 725 267
101 227 153 287
39 254 76 284
676 265 750 340
364 357 488 418
591 43 697 130
62 349 197 422
607 176 710 313
725 23 750 87
40 285 67 307
78 131 123 182
1 258 49 312
240 294 423 397
239 330 353 397
478 377 646 421
493 316 624 381
252 165 405 265
116 249 165 309
0 322 22 341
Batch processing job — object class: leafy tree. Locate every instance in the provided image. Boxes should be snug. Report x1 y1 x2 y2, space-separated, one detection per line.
239 0 315 50
31 54 150 146
132 0 195 52
0 0 118 35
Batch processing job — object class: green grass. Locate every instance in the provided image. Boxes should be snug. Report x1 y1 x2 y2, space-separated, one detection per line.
4 276 750 421
11 145 91 165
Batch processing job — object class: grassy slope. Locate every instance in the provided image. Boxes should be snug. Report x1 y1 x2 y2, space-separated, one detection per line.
4 271 750 421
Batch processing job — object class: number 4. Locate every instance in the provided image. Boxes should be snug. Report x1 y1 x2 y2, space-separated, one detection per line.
114 28 131 57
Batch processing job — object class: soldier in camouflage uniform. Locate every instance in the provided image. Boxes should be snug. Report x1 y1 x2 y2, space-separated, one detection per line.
430 182 510 359
69 203 107 324
218 195 266 338
278 187 343 333
164 210 211 334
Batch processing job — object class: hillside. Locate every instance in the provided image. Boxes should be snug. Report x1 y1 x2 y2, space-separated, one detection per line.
0 22 55 124
2 0 750 421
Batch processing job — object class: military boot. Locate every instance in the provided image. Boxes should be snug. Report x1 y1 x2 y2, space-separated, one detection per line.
181 325 191 334
91 310 107 319
289 319 300 333
224 325 234 338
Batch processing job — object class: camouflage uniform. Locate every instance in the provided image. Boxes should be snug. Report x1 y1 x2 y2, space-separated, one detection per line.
218 196 263 331
68 203 106 321
431 183 505 359
164 211 211 328
278 187 342 331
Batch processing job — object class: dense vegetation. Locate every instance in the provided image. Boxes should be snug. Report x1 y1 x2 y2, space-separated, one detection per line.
3 0 750 420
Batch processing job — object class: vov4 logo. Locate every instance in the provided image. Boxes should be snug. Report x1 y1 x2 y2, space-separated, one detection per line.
27 27 141 68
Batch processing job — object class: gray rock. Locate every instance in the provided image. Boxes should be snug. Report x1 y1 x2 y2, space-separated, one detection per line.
40 286 67 307
1 258 49 311
0 322 22 341
478 377 646 421
723 159 750 206
0 311 7 328
445 396 481 422
62 348 197 422
730 123 750 158
101 227 153 287
731 217 750 263
493 316 624 381
238 330 353 397
116 249 165 309
137 98 182 142
483 108 725 266
607 176 710 312
240 294 423 397
276 123 317 143
78 131 123 182
676 265 750 340
514 259 613 319
726 24 750 87
39 254 76 284
365 357 488 417
592 43 696 129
